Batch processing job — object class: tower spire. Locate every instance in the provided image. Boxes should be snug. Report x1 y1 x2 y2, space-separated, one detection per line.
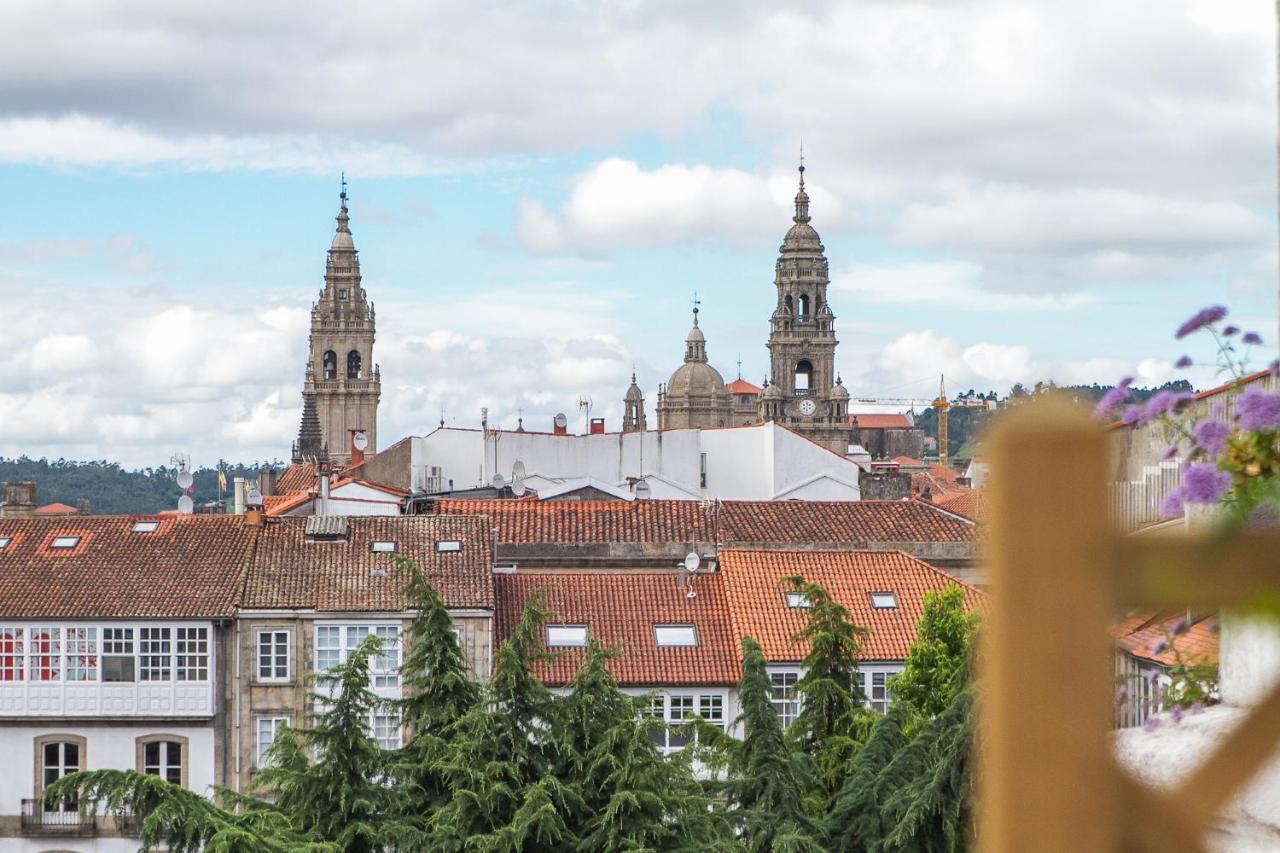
793 151 810 224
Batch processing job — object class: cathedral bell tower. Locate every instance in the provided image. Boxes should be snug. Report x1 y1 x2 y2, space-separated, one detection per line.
297 178 381 465
760 160 851 454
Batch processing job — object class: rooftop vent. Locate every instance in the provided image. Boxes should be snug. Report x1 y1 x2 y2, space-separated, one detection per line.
305 515 349 541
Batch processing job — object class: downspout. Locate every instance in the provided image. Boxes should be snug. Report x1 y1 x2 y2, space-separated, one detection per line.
233 618 241 792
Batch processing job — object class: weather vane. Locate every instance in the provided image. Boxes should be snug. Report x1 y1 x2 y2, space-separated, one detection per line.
340 171 348 204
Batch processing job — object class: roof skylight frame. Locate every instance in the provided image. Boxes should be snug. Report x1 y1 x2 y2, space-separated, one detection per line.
653 624 698 647
436 540 462 553
370 540 397 554
546 624 588 648
132 520 160 533
0 537 10 550
784 591 812 609
870 591 898 609
49 535 81 549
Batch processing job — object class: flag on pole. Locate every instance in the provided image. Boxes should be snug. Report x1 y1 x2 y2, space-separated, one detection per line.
217 470 227 491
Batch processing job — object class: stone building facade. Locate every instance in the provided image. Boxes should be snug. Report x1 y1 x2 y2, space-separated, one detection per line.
655 307 731 430
299 183 381 465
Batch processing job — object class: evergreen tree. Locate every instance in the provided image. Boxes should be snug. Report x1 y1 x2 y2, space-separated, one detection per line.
782 574 872 804
715 637 826 852
256 635 398 853
878 689 974 853
826 701 913 852
891 586 978 719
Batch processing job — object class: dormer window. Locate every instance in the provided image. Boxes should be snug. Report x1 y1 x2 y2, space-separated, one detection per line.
50 536 80 550
654 624 698 647
785 592 811 609
132 521 160 533
870 592 898 609
546 625 587 647
436 540 462 553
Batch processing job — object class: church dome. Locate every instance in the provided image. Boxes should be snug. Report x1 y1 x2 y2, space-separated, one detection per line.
832 376 850 399
762 380 783 400
666 360 727 398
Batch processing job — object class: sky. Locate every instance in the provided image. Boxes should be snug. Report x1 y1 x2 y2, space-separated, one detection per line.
0 0 1277 469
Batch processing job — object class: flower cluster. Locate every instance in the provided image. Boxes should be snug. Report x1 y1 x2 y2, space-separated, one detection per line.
1098 306 1279 525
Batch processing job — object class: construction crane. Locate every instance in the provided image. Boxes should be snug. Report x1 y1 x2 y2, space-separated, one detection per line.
932 375 950 469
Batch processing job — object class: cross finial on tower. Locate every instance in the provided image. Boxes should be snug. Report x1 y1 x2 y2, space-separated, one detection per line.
692 291 701 324
340 172 348 207
737 353 743 380
798 143 805 188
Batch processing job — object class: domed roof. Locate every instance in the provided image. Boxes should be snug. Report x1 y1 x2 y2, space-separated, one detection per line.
762 380 784 400
832 376 850 399
624 371 644 401
330 192 356 252
780 221 823 253
666 360 727 397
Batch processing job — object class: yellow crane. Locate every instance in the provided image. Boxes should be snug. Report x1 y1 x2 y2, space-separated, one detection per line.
932 375 950 469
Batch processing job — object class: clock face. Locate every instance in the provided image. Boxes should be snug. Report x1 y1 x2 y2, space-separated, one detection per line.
799 398 817 416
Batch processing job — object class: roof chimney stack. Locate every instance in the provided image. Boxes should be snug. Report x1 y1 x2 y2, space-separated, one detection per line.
233 477 247 515
0 482 37 517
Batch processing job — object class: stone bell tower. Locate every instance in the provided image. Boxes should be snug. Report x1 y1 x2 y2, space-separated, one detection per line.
760 159 851 454
297 178 381 465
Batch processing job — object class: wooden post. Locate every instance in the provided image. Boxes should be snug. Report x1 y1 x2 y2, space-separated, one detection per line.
980 399 1117 852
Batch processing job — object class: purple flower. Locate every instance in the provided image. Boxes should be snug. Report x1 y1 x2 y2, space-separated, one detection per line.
1175 355 1193 368
1236 385 1280 431
1145 391 1192 420
1176 305 1227 339
1211 402 1226 418
1223 325 1240 336
1170 706 1184 724
1150 639 1169 656
1243 332 1263 345
1161 443 1179 460
1143 716 1160 732
1171 617 1190 636
1192 419 1231 455
1159 486 1185 519
1190 702 1205 715
1093 378 1134 421
1181 462 1232 504
1122 405 1143 426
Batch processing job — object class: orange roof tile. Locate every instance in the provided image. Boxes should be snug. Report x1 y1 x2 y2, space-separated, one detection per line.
434 498 976 546
1113 611 1218 667
727 379 762 395
934 490 986 523
494 571 738 686
243 515 493 611
718 548 985 663
851 413 913 429
0 515 251 618
35 502 79 514
275 462 316 494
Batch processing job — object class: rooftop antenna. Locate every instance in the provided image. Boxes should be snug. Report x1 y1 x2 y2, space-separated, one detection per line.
439 406 445 429
577 395 592 433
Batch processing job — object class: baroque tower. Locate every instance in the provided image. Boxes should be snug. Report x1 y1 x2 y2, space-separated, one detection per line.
759 162 851 454
297 181 381 465
622 370 647 432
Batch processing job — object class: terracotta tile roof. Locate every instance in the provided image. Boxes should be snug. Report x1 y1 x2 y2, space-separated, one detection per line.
892 456 926 467
35 502 79 515
243 515 493 611
727 378 762 395
494 571 739 686
718 548 985 663
934 490 987 523
1113 611 1218 667
434 498 975 546
275 462 316 494
264 491 313 517
851 413 913 429
0 515 252 618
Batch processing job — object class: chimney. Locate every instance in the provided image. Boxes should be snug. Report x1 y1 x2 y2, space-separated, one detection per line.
589 418 605 435
233 477 247 516
349 431 365 467
553 419 567 436
1 482 37 517
317 466 332 515
75 498 91 514
258 466 276 498
243 507 265 527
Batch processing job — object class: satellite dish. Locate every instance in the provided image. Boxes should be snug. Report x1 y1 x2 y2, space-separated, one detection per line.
353 431 368 451
554 413 568 430
247 487 263 506
512 460 526 479
511 478 526 497
684 551 701 573
634 479 651 500
491 473 506 490
176 470 193 489
178 495 194 515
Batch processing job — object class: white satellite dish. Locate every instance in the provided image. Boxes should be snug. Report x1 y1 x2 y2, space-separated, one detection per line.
176 470 193 489
491 473 506 490
247 487 263 506
684 551 701 573
178 495 194 515
353 431 368 452
634 479 651 500
554 412 568 430
511 478 526 497
512 460 526 480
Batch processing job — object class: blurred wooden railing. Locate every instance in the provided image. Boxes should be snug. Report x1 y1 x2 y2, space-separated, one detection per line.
979 399 1280 853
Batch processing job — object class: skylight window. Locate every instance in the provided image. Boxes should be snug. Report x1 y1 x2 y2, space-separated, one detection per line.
132 521 160 533
371 541 396 554
785 592 811 609
546 625 588 647
870 592 898 609
436 540 462 553
654 624 698 647
50 536 80 549
0 537 10 550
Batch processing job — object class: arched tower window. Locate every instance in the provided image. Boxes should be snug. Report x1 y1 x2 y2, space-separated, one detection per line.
795 360 813 394
784 294 793 314
347 350 362 379
322 351 337 380
798 294 810 320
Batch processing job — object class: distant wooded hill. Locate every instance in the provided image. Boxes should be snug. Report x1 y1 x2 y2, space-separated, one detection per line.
914 380 1195 461
0 457 283 515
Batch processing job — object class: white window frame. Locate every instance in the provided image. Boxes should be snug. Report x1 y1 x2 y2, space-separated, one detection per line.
653 624 698 647
870 591 898 609
372 712 402 750
784 591 811 609
768 667 803 729
0 622 211 684
370 541 396 554
641 690 728 755
256 629 292 682
546 624 588 648
132 521 160 533
256 716 290 767
435 540 462 553
314 622 402 694
859 665 903 714
141 739 183 785
49 536 80 549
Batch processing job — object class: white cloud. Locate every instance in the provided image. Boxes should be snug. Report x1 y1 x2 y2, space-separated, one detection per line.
516 158 840 253
835 260 1097 311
